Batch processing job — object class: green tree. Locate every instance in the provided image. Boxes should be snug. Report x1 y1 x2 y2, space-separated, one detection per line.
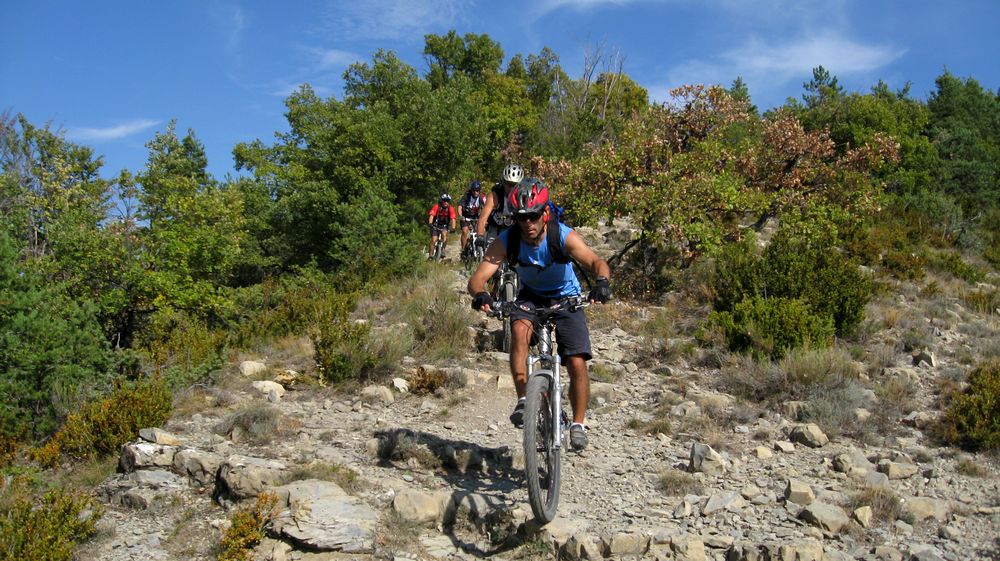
0 230 112 441
727 76 758 115
344 49 423 116
0 113 141 345
423 31 504 88
801 65 844 109
234 83 420 276
505 54 527 81
927 71 1000 214
136 121 246 316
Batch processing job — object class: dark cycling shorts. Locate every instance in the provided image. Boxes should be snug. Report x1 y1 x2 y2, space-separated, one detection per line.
430 222 448 236
509 289 592 361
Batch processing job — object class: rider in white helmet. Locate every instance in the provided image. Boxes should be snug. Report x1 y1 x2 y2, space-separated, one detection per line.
476 163 524 244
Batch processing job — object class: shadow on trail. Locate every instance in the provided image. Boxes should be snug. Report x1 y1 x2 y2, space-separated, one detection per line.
373 427 542 558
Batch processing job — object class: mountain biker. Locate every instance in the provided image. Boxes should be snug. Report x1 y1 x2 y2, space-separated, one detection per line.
457 180 486 258
427 194 456 259
467 178 612 451
476 163 523 246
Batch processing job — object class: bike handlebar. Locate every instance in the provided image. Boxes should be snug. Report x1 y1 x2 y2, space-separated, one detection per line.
487 296 589 320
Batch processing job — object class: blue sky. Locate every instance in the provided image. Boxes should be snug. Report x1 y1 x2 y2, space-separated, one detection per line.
3 1 998 181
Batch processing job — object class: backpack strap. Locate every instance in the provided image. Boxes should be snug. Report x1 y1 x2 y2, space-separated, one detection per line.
506 226 521 266
506 221 571 268
547 221 571 264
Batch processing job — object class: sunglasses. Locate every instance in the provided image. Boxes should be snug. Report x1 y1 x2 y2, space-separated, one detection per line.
515 212 543 222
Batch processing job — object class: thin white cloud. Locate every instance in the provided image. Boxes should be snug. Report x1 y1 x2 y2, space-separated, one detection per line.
66 119 162 142
208 1 246 54
322 0 470 41
264 46 360 98
227 5 246 52
532 0 637 20
653 30 905 104
305 47 361 71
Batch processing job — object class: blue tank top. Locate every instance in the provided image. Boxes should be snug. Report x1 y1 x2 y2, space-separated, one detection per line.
500 223 582 298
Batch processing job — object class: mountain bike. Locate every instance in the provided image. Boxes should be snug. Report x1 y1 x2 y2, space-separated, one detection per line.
431 224 448 261
491 261 518 352
461 219 484 271
492 296 588 523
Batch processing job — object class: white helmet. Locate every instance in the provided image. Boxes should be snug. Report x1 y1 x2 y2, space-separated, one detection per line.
502 164 524 183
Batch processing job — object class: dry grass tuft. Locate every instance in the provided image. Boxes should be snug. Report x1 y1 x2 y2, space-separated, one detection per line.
657 470 705 496
213 404 282 444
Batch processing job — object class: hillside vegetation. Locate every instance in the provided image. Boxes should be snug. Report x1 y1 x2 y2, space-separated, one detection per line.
1 31 998 559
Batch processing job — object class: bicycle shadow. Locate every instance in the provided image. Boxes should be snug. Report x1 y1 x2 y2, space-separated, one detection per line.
372 427 541 557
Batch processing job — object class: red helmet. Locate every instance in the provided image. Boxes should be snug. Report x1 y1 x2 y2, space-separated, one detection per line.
509 178 549 216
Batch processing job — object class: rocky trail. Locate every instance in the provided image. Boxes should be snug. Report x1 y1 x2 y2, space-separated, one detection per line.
84 226 999 561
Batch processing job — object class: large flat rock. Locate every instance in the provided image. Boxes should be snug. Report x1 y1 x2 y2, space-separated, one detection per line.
271 479 379 553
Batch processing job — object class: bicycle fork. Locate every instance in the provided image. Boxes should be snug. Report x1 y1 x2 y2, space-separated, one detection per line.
528 324 565 450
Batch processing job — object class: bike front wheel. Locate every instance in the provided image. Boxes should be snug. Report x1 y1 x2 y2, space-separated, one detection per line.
523 373 560 523
501 280 515 352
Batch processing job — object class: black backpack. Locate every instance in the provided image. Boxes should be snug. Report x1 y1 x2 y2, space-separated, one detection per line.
505 219 572 269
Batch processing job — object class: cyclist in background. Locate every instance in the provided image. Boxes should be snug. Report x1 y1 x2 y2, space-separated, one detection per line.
427 194 456 259
467 179 612 450
457 180 486 259
476 163 524 246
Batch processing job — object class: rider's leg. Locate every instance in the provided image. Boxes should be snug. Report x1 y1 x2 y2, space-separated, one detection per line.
509 318 533 398
554 307 593 426
460 225 469 253
564 355 590 425
428 233 437 257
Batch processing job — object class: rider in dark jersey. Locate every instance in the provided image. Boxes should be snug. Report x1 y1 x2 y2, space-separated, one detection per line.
457 180 486 258
476 163 524 245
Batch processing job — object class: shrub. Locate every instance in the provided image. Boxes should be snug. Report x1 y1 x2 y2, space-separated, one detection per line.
710 235 764 314
139 307 226 389
282 461 362 493
935 359 1000 451
218 492 279 561
407 366 447 395
956 459 991 477
961 288 1000 315
375 268 476 361
719 346 868 437
214 405 281 445
226 266 349 350
657 470 704 496
712 223 873 339
0 487 102 561
763 227 873 337
311 293 380 384
872 374 918 433
32 376 172 467
850 487 903 524
924 249 986 284
704 296 834 359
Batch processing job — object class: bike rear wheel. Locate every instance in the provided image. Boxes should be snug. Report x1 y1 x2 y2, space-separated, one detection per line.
523 373 560 523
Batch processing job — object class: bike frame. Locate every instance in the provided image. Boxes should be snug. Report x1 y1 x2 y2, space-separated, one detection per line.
462 218 484 262
528 321 564 449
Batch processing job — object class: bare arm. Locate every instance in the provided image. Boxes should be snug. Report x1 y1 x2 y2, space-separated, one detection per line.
564 231 610 280
477 191 496 235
